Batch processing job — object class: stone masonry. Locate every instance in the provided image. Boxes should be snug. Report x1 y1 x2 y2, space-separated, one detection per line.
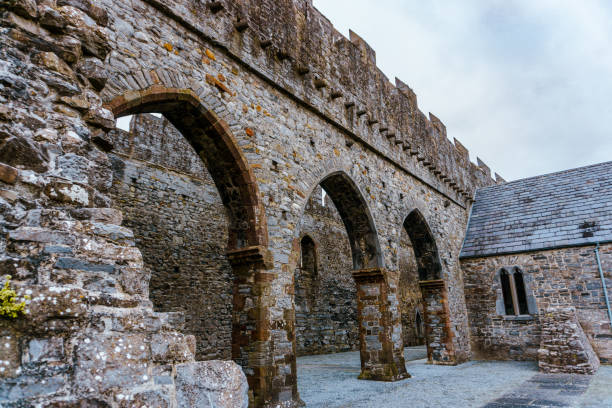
462 245 612 363
109 113 424 360
538 307 601 375
0 0 580 407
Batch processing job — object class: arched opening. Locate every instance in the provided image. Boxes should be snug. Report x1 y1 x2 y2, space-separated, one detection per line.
500 269 514 315
295 172 407 405
318 172 382 270
294 235 320 353
398 228 426 348
514 270 529 315
403 209 442 281
106 88 271 405
293 187 358 357
402 209 455 365
415 310 424 339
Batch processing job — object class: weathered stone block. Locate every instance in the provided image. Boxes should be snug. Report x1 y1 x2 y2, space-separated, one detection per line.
0 163 18 184
0 136 48 173
75 58 108 91
151 332 195 362
73 333 150 394
25 337 65 363
175 361 248 408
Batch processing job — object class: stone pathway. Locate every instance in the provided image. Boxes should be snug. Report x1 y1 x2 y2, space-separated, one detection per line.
483 373 592 407
296 348 612 407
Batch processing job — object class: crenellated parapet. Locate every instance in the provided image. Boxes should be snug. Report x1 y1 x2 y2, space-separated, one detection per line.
141 0 500 201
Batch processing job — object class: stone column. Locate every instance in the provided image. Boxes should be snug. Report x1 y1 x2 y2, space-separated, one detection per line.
352 268 410 381
227 246 276 407
419 279 456 365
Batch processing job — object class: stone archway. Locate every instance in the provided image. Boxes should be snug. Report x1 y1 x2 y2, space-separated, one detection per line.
107 87 275 406
294 171 409 381
402 209 457 365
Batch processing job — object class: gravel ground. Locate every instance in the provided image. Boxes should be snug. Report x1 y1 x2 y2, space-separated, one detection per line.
297 347 612 408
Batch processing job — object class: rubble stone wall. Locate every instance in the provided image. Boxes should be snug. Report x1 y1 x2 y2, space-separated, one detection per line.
108 114 234 361
538 307 600 375
295 187 358 355
461 243 612 363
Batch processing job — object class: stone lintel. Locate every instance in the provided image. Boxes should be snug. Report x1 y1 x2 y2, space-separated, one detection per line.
418 279 445 290
226 245 273 269
352 267 386 282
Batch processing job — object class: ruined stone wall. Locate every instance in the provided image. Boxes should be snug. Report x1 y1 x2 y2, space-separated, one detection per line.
461 243 612 363
0 0 499 404
295 187 357 355
398 229 424 347
109 114 233 361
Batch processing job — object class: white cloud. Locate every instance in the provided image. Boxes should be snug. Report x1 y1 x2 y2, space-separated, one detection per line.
313 0 612 180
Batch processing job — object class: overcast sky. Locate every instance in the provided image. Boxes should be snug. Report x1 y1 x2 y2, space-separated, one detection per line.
312 0 612 181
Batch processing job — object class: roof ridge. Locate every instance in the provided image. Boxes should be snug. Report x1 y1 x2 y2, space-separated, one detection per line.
475 160 612 194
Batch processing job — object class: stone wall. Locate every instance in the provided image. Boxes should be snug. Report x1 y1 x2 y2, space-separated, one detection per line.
0 0 498 405
538 307 601 375
461 243 612 363
398 229 424 347
109 114 426 359
295 187 358 355
109 114 233 361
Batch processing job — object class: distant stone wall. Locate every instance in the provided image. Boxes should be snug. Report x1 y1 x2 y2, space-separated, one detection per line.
109 114 233 361
398 228 424 347
461 243 612 363
295 187 357 355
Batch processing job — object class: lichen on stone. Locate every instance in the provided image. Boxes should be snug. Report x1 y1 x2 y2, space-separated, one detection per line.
0 276 29 319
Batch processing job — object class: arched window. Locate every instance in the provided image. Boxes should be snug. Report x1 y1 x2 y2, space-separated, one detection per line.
300 235 317 274
415 310 424 339
296 235 317 313
514 268 529 315
499 267 530 316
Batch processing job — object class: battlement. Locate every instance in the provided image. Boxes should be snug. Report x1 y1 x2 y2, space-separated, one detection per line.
142 0 500 199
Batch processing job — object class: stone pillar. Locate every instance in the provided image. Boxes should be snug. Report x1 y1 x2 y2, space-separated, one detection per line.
227 246 276 407
419 279 456 365
352 268 410 381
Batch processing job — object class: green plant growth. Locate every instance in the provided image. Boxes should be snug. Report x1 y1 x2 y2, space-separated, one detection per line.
0 276 28 318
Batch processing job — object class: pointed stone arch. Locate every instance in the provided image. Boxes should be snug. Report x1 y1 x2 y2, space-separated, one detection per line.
292 170 408 382
106 86 267 250
403 209 442 281
318 171 383 270
106 87 275 406
401 209 456 365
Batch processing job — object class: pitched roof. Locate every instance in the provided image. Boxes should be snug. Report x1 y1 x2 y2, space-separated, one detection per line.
460 161 612 258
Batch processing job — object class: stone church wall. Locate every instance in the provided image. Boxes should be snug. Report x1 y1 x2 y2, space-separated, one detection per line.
110 115 426 358
295 187 357 355
109 114 234 361
461 243 612 363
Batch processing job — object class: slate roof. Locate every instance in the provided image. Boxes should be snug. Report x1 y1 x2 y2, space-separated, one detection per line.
460 161 612 258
